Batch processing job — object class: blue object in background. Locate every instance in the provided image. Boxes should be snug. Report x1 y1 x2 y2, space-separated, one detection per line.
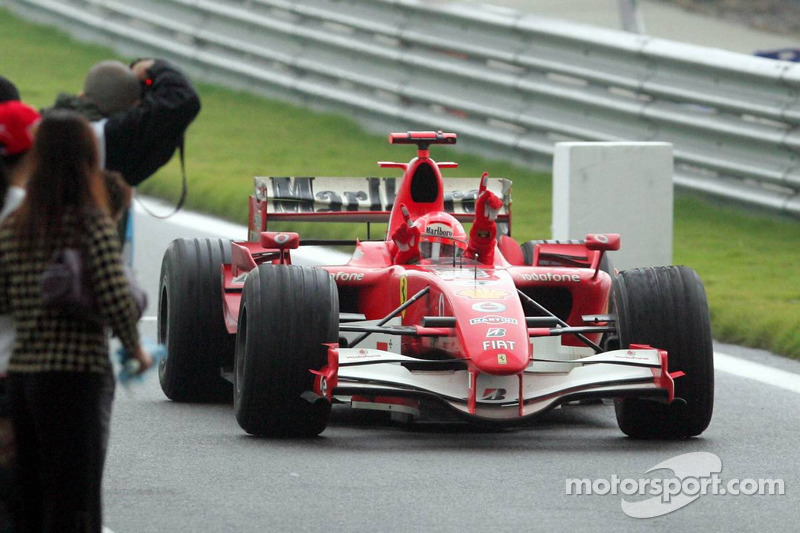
123 209 134 267
755 48 800 62
116 340 166 387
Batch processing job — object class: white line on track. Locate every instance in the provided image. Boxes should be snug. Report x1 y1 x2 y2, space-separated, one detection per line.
714 351 800 395
134 196 248 239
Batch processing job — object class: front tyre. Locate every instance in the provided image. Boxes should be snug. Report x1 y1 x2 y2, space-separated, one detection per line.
234 264 338 437
612 266 714 439
158 238 234 402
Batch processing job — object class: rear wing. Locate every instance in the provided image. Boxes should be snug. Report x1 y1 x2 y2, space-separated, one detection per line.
248 176 512 241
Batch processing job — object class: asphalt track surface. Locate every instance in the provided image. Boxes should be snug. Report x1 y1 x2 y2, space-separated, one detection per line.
97 198 799 532
105 4 800 531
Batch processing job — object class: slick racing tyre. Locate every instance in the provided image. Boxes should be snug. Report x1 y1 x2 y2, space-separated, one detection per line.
234 264 339 437
158 238 235 402
611 266 714 439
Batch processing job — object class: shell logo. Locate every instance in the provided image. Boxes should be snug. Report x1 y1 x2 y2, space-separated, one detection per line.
456 287 510 300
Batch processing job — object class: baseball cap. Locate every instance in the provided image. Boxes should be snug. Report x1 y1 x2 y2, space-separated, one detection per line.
0 101 41 156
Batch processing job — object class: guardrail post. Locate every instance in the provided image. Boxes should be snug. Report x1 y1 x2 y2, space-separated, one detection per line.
552 142 674 270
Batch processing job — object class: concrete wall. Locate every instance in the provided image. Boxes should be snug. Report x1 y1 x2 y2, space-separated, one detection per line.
552 142 674 270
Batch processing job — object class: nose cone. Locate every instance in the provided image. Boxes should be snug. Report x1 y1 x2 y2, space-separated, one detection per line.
469 337 529 375
446 272 530 375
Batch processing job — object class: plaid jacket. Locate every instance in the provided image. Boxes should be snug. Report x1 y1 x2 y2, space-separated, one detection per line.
0 209 140 374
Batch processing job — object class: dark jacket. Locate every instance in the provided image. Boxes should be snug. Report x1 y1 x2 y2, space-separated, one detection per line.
51 59 201 186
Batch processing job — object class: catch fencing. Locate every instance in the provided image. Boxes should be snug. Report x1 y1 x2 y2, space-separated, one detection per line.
4 0 800 216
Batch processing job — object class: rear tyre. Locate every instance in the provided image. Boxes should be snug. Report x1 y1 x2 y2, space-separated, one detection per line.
612 266 714 439
234 264 338 437
158 238 234 402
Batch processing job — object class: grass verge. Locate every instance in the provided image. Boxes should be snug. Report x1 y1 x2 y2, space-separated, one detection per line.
2 8 798 359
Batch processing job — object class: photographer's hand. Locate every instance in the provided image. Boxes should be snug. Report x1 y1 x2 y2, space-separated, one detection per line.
130 59 155 82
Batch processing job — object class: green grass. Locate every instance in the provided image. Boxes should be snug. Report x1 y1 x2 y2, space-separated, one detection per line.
2 8 799 358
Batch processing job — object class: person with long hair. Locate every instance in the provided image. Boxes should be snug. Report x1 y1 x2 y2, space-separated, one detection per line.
0 109 152 532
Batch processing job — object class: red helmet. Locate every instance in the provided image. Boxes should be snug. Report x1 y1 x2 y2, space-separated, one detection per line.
414 212 467 261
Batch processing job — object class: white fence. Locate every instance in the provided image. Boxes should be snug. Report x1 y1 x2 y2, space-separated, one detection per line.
4 0 800 217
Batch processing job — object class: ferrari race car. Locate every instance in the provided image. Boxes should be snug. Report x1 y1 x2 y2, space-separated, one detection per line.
157 131 714 439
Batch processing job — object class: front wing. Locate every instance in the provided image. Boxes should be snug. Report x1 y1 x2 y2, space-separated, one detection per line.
313 346 682 423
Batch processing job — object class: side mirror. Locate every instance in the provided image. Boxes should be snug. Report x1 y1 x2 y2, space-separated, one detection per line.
260 231 300 250
585 233 620 251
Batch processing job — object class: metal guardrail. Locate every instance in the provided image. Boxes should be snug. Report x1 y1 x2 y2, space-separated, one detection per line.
4 0 800 217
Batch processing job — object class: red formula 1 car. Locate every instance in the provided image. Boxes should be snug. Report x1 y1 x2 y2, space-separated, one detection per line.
157 131 714 439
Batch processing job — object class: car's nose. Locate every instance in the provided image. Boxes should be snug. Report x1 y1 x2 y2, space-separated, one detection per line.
467 338 530 375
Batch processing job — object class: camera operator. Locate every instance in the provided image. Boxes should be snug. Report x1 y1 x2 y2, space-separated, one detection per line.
47 58 200 258
50 58 200 186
